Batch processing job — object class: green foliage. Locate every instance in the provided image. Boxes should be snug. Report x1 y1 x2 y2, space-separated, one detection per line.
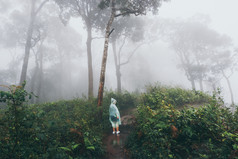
0 84 104 159
126 86 238 159
142 84 211 109
0 83 38 159
126 104 176 158
103 90 138 111
2 83 237 158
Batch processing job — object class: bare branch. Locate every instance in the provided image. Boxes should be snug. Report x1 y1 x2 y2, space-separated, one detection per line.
118 36 127 64
109 28 114 36
91 36 104 40
75 0 84 17
120 42 145 66
34 0 49 16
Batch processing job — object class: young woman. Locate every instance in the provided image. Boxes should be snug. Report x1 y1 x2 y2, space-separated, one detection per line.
109 98 121 134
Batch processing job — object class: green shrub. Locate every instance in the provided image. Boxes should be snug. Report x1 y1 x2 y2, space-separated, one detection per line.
142 84 211 109
0 84 104 159
103 90 138 111
126 86 238 159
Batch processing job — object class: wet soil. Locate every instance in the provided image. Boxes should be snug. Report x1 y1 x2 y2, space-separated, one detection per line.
103 126 131 159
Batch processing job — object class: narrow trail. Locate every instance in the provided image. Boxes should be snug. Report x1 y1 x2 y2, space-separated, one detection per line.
103 113 136 159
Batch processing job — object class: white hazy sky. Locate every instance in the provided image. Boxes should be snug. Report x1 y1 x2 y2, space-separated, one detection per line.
159 0 238 45
2 0 238 68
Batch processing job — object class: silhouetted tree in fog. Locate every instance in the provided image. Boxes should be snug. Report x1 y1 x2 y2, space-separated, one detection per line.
110 17 145 93
19 0 49 85
158 17 232 91
97 0 168 106
208 49 237 105
54 0 106 98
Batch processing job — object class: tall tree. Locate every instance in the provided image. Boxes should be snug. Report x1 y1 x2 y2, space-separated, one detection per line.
32 16 82 103
54 0 105 98
19 0 49 85
97 0 167 106
110 16 145 93
209 50 237 105
158 17 231 91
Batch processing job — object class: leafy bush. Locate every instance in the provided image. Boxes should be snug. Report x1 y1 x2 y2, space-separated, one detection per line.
103 90 138 112
0 84 104 159
0 83 39 158
142 84 211 109
126 87 238 159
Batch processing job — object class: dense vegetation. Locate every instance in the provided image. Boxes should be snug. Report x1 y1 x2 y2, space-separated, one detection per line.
1 83 238 158
126 85 238 159
0 84 137 159
0 84 105 159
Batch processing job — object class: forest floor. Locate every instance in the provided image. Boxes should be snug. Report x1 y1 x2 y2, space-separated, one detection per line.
103 108 136 159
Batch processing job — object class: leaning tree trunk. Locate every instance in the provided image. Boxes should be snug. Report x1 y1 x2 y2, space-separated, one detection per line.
86 23 94 98
19 0 36 85
112 41 122 93
97 0 115 107
222 70 234 105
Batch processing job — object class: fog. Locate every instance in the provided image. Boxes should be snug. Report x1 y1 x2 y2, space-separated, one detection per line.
0 0 238 105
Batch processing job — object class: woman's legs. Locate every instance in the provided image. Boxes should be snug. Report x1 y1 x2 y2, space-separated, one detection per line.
116 123 120 134
112 122 120 134
116 126 119 132
112 122 116 134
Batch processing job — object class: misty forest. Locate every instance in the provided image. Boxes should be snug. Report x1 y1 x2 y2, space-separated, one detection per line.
1 0 238 158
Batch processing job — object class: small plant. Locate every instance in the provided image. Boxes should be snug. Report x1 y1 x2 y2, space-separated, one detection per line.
0 82 36 158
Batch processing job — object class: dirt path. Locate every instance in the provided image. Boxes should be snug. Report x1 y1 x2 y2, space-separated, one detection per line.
103 126 130 159
103 114 136 159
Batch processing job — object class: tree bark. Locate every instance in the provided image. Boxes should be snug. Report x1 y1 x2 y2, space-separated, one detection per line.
30 53 39 103
191 79 196 90
199 79 203 92
36 51 43 103
86 23 94 98
19 0 36 85
97 0 115 107
222 70 234 105
112 41 122 93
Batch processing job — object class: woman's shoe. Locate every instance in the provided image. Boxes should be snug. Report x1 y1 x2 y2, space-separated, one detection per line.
116 131 120 134
113 131 115 134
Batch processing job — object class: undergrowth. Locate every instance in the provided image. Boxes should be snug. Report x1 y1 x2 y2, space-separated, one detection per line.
126 85 238 159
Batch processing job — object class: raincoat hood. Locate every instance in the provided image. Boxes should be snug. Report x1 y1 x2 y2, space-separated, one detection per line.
111 98 117 104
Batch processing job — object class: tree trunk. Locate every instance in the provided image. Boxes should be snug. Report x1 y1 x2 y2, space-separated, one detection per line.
19 0 48 85
36 51 43 103
97 0 115 107
199 79 203 92
59 52 63 99
30 54 39 103
112 41 122 93
222 70 234 105
191 79 196 90
86 24 94 98
19 0 36 85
